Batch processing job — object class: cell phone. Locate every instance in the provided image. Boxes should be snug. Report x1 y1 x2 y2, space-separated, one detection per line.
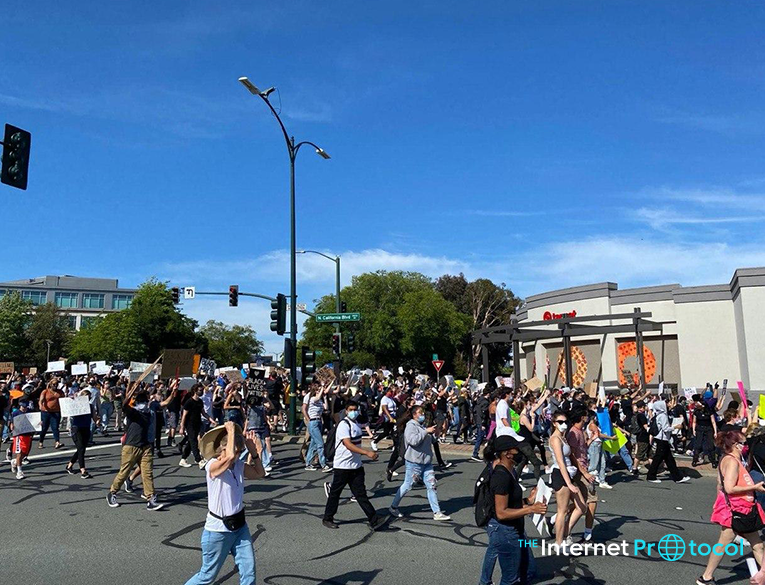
723 379 728 390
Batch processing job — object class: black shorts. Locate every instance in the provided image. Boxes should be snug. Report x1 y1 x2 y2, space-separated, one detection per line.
551 468 579 491
435 411 448 423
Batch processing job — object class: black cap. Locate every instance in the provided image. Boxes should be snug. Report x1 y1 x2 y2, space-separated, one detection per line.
494 435 522 452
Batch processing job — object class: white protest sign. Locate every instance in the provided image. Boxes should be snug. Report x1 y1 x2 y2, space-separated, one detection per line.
46 360 66 373
130 361 152 372
71 363 88 376
59 396 91 418
382 369 392 378
89 361 111 375
178 377 197 390
598 386 606 401
658 381 665 395
12 412 42 436
684 387 696 401
531 477 553 537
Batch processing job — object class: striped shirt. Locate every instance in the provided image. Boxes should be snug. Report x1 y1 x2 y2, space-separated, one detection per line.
307 396 324 420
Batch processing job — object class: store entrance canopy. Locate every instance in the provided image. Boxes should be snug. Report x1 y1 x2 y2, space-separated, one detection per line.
472 307 672 389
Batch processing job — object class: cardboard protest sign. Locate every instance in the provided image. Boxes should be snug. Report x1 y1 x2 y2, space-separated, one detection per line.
525 377 543 392
586 382 598 398
71 363 88 376
46 360 66 373
12 412 42 436
219 367 243 382
29 367 37 375
161 349 196 378
531 477 553 537
603 427 628 454
0 362 14 374
59 396 91 418
596 408 613 437
315 365 336 385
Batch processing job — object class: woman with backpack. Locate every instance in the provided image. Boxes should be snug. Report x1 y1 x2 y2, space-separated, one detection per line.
477 435 546 585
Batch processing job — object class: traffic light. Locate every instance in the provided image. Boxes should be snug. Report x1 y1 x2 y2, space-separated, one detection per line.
270 293 286 335
347 332 355 353
171 287 180 304
283 337 294 370
331 333 341 355
301 345 316 386
229 285 239 307
1 124 31 190
340 301 347 313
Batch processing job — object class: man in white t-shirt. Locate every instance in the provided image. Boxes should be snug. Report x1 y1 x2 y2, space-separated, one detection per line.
495 389 523 441
371 389 397 451
322 401 385 531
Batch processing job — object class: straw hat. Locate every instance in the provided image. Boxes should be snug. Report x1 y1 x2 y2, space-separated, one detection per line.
200 423 243 461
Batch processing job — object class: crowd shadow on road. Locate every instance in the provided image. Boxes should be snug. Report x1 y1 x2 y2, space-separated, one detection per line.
263 569 382 585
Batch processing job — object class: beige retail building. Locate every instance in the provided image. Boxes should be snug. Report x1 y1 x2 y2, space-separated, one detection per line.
513 267 765 392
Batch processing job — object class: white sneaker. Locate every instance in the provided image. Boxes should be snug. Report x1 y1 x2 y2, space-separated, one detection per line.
198 459 208 469
648 479 661 484
179 459 192 468
433 512 451 521
10 460 17 473
391 471 399 477
371 442 378 452
676 476 690 484
16 468 25 480
264 465 273 472
598 482 613 490
389 506 403 518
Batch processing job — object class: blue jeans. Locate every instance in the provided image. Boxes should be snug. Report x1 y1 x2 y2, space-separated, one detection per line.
608 445 633 470
100 401 114 430
451 406 460 431
480 519 536 585
588 441 606 483
40 411 61 444
391 461 441 514
184 526 255 585
305 419 326 468
473 424 486 458
241 429 271 468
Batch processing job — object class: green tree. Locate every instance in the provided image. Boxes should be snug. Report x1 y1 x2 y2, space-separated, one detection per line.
396 288 472 370
0 292 32 363
198 320 263 366
69 311 147 363
25 302 73 367
128 278 200 357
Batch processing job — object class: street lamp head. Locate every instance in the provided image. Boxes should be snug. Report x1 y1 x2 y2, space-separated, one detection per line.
238 77 261 95
315 148 331 160
261 87 276 98
297 250 307 254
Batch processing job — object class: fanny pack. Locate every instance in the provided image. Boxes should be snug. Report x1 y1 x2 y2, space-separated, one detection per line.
209 508 246 531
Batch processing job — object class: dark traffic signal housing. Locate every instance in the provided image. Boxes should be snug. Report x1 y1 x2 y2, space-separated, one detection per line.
301 346 316 386
171 287 180 304
340 301 347 313
270 293 286 335
347 332 355 353
229 285 239 307
1 124 31 190
331 332 341 356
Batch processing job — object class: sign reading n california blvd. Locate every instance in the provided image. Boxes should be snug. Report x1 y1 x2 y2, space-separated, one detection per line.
316 312 361 323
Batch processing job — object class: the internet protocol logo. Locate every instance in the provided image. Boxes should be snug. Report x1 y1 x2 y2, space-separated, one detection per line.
657 534 686 561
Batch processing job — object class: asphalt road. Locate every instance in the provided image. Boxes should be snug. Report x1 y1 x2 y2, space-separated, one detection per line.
0 439 755 585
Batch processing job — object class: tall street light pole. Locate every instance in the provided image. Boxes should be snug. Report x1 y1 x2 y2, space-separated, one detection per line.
239 76 330 435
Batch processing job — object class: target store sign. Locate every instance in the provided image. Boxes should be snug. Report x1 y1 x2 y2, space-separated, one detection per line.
543 310 577 321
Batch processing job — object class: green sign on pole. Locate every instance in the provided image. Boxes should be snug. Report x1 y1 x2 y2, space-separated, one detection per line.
316 312 361 323
432 354 439 361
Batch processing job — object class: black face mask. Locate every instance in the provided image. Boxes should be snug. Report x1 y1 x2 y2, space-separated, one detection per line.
512 451 524 464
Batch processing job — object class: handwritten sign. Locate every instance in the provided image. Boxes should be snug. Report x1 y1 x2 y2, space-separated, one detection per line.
71 363 88 376
161 349 196 378
12 412 42 436
89 361 110 375
531 477 553 537
0 362 14 374
46 360 66 373
59 396 92 418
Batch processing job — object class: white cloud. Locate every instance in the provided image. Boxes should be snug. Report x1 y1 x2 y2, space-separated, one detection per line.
634 207 765 230
644 186 765 212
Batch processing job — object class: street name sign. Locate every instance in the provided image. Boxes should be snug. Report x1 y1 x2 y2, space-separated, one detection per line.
316 313 361 323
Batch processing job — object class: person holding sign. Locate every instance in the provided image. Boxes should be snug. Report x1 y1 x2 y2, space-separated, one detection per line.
38 379 65 450
9 400 36 480
65 389 98 479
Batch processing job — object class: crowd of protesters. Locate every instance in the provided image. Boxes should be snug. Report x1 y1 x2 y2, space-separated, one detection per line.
3 363 765 584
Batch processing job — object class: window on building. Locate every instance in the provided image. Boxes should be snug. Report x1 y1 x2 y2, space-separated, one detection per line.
112 294 134 310
22 290 47 305
82 293 105 309
0 289 5 300
55 292 79 309
81 316 103 329
67 315 78 329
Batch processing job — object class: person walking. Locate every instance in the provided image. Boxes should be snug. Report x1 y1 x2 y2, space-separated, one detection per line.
38 379 64 450
471 387 491 462
106 385 164 511
646 398 690 484
479 435 545 585
697 430 765 585
549 412 587 549
322 401 385 531
180 385 215 469
371 388 398 451
183 422 265 585
65 388 98 479
304 382 332 473
388 405 451 521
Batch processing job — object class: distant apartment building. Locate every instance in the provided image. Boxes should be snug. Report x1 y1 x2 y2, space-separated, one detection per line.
0 275 137 330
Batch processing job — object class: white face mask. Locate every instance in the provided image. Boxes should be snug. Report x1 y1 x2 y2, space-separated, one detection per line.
556 422 568 432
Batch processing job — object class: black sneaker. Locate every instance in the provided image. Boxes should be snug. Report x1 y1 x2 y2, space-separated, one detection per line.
81 472 93 479
470 456 483 462
322 519 339 529
156 450 165 459
146 495 165 511
65 466 76 475
106 492 120 508
386 468 393 482
441 462 453 470
123 479 134 493
369 516 387 531
696 577 716 585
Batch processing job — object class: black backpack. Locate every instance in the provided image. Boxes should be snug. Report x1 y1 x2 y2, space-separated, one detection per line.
649 415 660 437
324 419 352 462
473 464 494 527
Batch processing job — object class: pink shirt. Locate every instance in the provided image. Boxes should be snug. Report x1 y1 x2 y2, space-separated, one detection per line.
566 425 588 471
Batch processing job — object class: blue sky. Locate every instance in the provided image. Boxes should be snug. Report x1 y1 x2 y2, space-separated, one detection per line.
2 1 765 354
